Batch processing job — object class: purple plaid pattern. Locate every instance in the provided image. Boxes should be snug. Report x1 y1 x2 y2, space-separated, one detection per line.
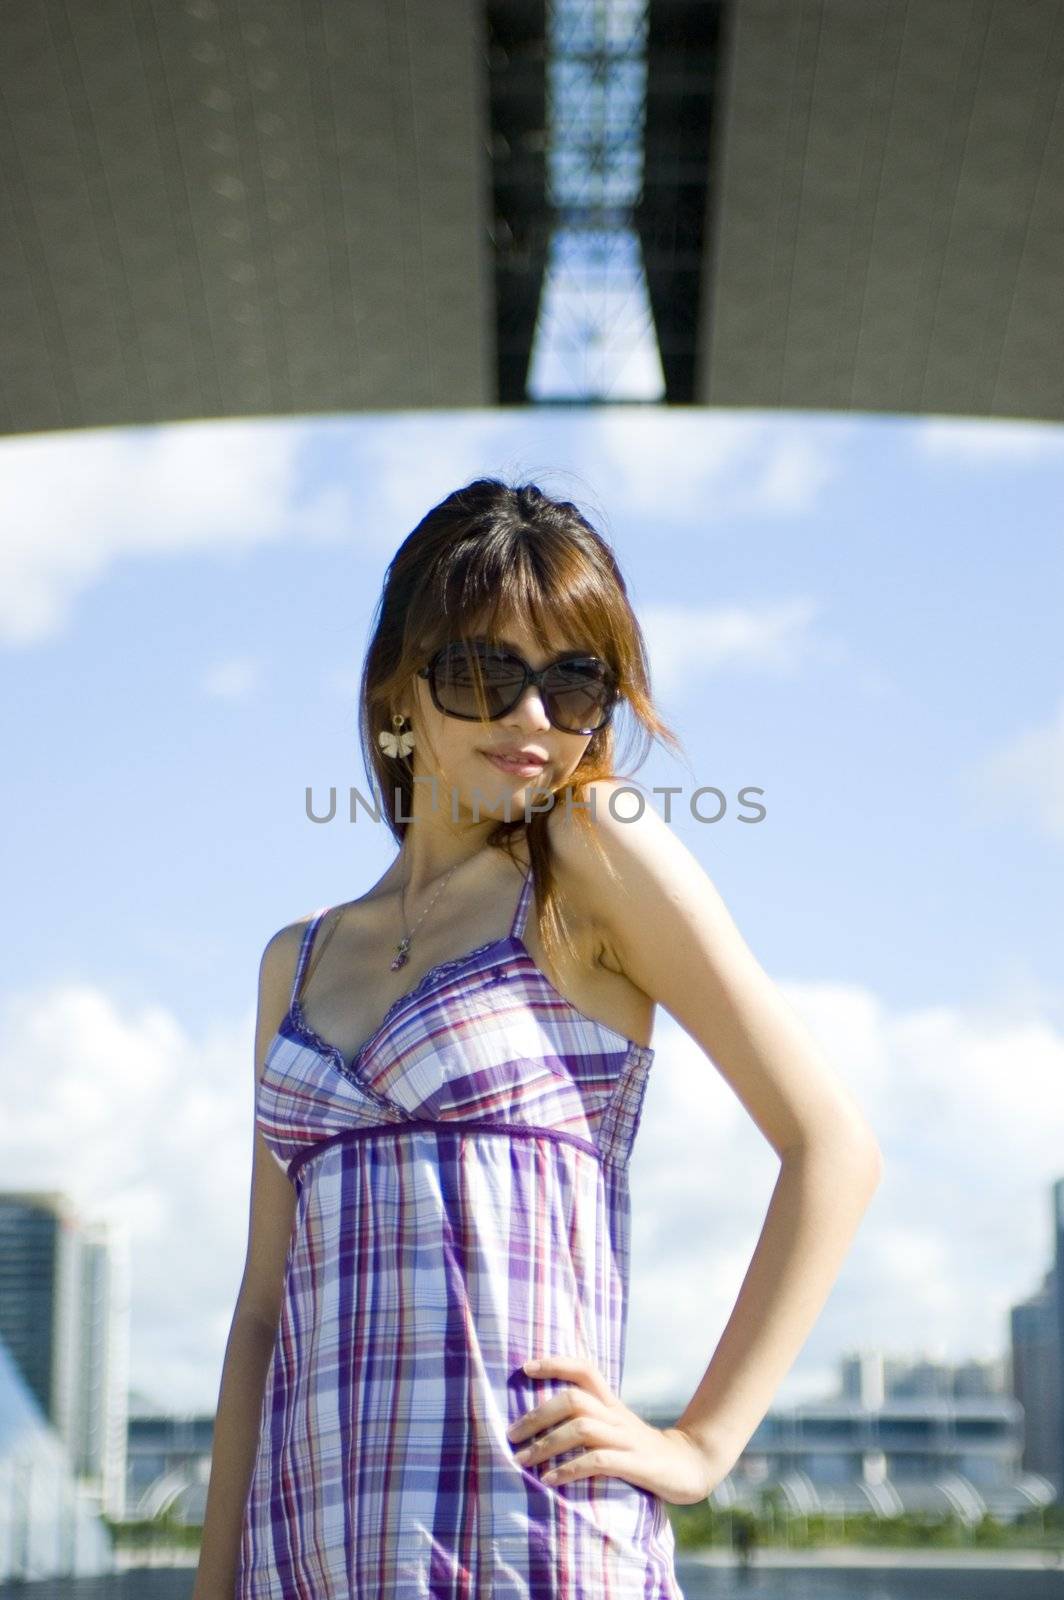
236 865 685 1598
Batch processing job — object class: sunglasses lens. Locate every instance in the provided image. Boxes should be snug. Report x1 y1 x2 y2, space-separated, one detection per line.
542 660 615 732
431 643 616 732
434 644 522 719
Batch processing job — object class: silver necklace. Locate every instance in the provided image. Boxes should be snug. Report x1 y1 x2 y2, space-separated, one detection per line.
390 861 461 971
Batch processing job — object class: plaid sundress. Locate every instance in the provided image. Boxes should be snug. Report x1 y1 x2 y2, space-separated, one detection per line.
236 862 684 1598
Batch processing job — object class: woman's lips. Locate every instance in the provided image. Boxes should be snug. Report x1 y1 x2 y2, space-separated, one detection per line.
480 750 546 777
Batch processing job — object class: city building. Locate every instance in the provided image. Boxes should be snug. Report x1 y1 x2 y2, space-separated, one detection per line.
638 1351 1056 1520
125 1395 214 1525
1009 1176 1064 1498
0 1191 130 1521
0 1334 112 1582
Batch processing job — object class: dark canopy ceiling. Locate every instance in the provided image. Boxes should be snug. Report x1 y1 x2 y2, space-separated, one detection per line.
1 0 1060 435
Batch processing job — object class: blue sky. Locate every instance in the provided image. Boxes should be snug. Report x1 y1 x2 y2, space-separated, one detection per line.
1 405 1061 1415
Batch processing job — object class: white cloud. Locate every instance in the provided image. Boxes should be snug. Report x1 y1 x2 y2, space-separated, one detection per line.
341 409 845 555
0 408 850 652
743 433 839 513
343 410 537 552
638 596 824 698
584 408 847 520
0 982 254 1411
624 976 1062 1410
969 693 1064 841
0 417 348 647
913 416 1064 462
201 656 261 701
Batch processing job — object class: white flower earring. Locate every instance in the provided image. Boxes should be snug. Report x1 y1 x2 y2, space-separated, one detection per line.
378 712 415 759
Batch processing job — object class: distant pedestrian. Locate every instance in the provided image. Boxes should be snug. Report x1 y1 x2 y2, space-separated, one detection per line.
733 1511 758 1568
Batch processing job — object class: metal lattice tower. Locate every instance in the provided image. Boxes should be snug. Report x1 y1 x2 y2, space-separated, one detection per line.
528 0 664 400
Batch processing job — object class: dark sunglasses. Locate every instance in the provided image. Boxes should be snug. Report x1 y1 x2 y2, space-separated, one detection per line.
417 639 619 735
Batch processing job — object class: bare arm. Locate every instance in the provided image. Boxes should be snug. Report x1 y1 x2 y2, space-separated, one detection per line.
191 1313 281 1599
556 781 884 1484
192 922 304 1600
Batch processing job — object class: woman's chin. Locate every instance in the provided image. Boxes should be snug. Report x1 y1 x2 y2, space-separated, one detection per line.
466 770 550 815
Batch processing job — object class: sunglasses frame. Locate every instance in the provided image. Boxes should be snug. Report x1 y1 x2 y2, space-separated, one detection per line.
416 639 619 736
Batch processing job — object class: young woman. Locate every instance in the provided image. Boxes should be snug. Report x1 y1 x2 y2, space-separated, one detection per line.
193 478 882 1599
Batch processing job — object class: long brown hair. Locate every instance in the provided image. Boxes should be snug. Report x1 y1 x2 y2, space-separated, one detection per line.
358 478 685 967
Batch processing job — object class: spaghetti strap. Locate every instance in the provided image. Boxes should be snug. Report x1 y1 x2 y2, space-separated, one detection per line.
509 865 533 941
290 907 332 1009
294 870 529 1014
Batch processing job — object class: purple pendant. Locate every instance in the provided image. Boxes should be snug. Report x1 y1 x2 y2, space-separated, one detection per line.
390 938 410 971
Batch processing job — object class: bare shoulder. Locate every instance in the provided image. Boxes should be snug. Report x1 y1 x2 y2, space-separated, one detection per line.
255 914 317 1064
544 776 679 962
238 912 321 1333
260 914 309 989
553 778 883 1164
